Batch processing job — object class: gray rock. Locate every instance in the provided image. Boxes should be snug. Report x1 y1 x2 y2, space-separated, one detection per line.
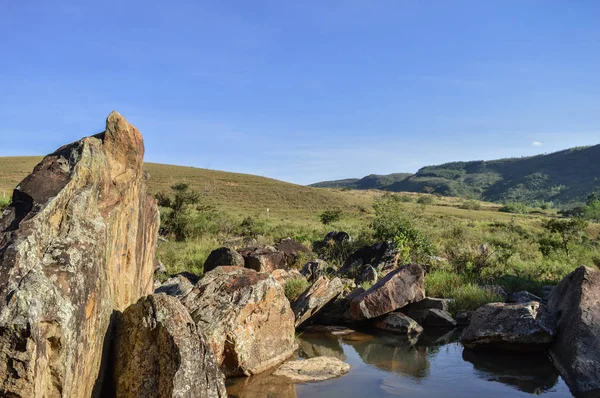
301 259 329 282
154 273 197 299
113 294 227 398
401 308 457 328
460 301 555 351
324 230 351 244
508 291 542 304
455 311 474 326
273 357 350 382
373 313 423 335
357 264 378 285
292 277 344 328
203 247 244 274
401 297 453 313
548 266 600 395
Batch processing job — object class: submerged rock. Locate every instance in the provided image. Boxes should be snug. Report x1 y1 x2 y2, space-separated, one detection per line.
349 264 425 320
203 247 245 274
292 276 344 328
0 112 159 397
112 294 227 398
460 301 555 351
273 357 350 382
373 313 423 336
548 266 600 396
181 266 296 376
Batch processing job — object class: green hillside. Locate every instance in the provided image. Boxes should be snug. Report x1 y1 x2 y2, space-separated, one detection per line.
312 145 600 205
313 173 413 190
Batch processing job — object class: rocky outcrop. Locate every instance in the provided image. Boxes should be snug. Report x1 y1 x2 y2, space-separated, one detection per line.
339 241 399 279
349 264 425 320
292 277 344 328
203 247 245 274
181 266 296 376
548 266 600 395
273 357 350 382
0 112 159 397
373 313 423 335
300 259 330 282
154 272 197 300
275 238 311 266
239 246 287 273
460 301 555 351
112 294 226 398
508 291 542 304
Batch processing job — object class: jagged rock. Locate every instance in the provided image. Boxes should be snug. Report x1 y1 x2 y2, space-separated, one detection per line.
401 297 453 313
400 308 457 328
324 230 351 244
460 301 555 351
112 294 226 398
357 264 378 285
455 311 474 326
548 266 600 395
272 269 305 287
275 238 312 266
273 357 350 382
373 313 423 335
0 111 159 397
339 241 400 279
292 277 344 328
154 272 197 300
508 291 542 304
300 259 329 282
181 266 296 376
203 247 245 274
350 264 425 320
239 246 287 273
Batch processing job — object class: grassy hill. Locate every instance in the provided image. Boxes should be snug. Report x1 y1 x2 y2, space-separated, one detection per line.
312 145 600 206
312 173 413 190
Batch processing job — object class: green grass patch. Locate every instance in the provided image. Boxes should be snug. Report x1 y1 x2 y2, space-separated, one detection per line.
284 278 310 302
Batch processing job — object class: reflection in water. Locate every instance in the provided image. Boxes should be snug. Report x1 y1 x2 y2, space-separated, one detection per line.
298 332 347 360
227 370 297 398
463 349 560 394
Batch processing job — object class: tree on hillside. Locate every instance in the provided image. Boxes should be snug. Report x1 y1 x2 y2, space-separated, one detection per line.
156 183 201 241
541 217 588 257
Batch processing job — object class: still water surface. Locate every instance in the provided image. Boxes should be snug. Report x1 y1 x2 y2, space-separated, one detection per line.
228 329 572 397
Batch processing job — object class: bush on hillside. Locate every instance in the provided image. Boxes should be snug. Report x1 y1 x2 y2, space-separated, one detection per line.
499 202 529 214
319 209 342 225
417 195 435 205
460 200 482 210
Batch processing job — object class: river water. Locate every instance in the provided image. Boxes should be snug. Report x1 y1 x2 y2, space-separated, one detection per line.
227 329 572 397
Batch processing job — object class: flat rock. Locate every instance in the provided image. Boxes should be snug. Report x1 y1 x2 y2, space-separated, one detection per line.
113 294 227 398
373 313 423 335
0 111 159 397
203 247 245 274
460 301 555 351
350 264 425 320
273 357 350 382
548 266 600 395
292 276 344 328
181 266 296 376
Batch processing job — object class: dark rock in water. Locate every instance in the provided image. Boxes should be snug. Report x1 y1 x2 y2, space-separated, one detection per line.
455 311 474 326
350 264 425 321
357 264 378 285
301 259 330 282
180 266 296 376
339 241 400 279
507 290 542 304
462 349 560 395
0 111 159 397
548 266 600 396
400 297 453 313
292 276 344 328
113 294 227 398
275 238 312 266
324 230 351 244
239 246 287 273
401 308 457 328
155 272 197 299
460 301 555 351
203 247 245 274
373 313 423 336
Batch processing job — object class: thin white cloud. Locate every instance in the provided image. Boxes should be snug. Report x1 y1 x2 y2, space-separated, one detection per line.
532 141 543 147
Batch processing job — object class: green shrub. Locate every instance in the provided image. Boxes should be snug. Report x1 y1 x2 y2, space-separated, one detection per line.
157 238 220 276
460 200 482 210
499 202 529 214
284 278 310 302
417 195 435 205
319 209 342 225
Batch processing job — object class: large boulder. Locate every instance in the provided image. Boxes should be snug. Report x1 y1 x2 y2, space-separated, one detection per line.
273 357 350 382
373 313 423 336
339 241 399 279
460 301 555 351
0 112 159 397
548 266 600 395
349 264 425 320
112 294 226 398
181 266 296 376
292 276 344 328
239 246 287 273
275 238 312 266
203 247 244 274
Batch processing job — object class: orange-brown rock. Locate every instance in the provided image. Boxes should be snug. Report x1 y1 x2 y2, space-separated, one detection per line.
181 266 296 377
0 111 159 397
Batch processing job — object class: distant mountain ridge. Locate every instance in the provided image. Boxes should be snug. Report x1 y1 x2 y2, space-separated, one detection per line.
311 145 600 205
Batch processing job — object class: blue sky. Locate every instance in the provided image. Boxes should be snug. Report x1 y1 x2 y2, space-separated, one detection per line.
1 1 599 185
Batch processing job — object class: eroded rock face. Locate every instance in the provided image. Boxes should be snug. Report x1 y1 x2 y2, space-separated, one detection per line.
460 301 555 351
181 266 296 376
292 277 344 328
112 294 227 398
548 266 600 395
0 112 159 397
373 313 423 336
203 247 245 274
349 264 425 321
